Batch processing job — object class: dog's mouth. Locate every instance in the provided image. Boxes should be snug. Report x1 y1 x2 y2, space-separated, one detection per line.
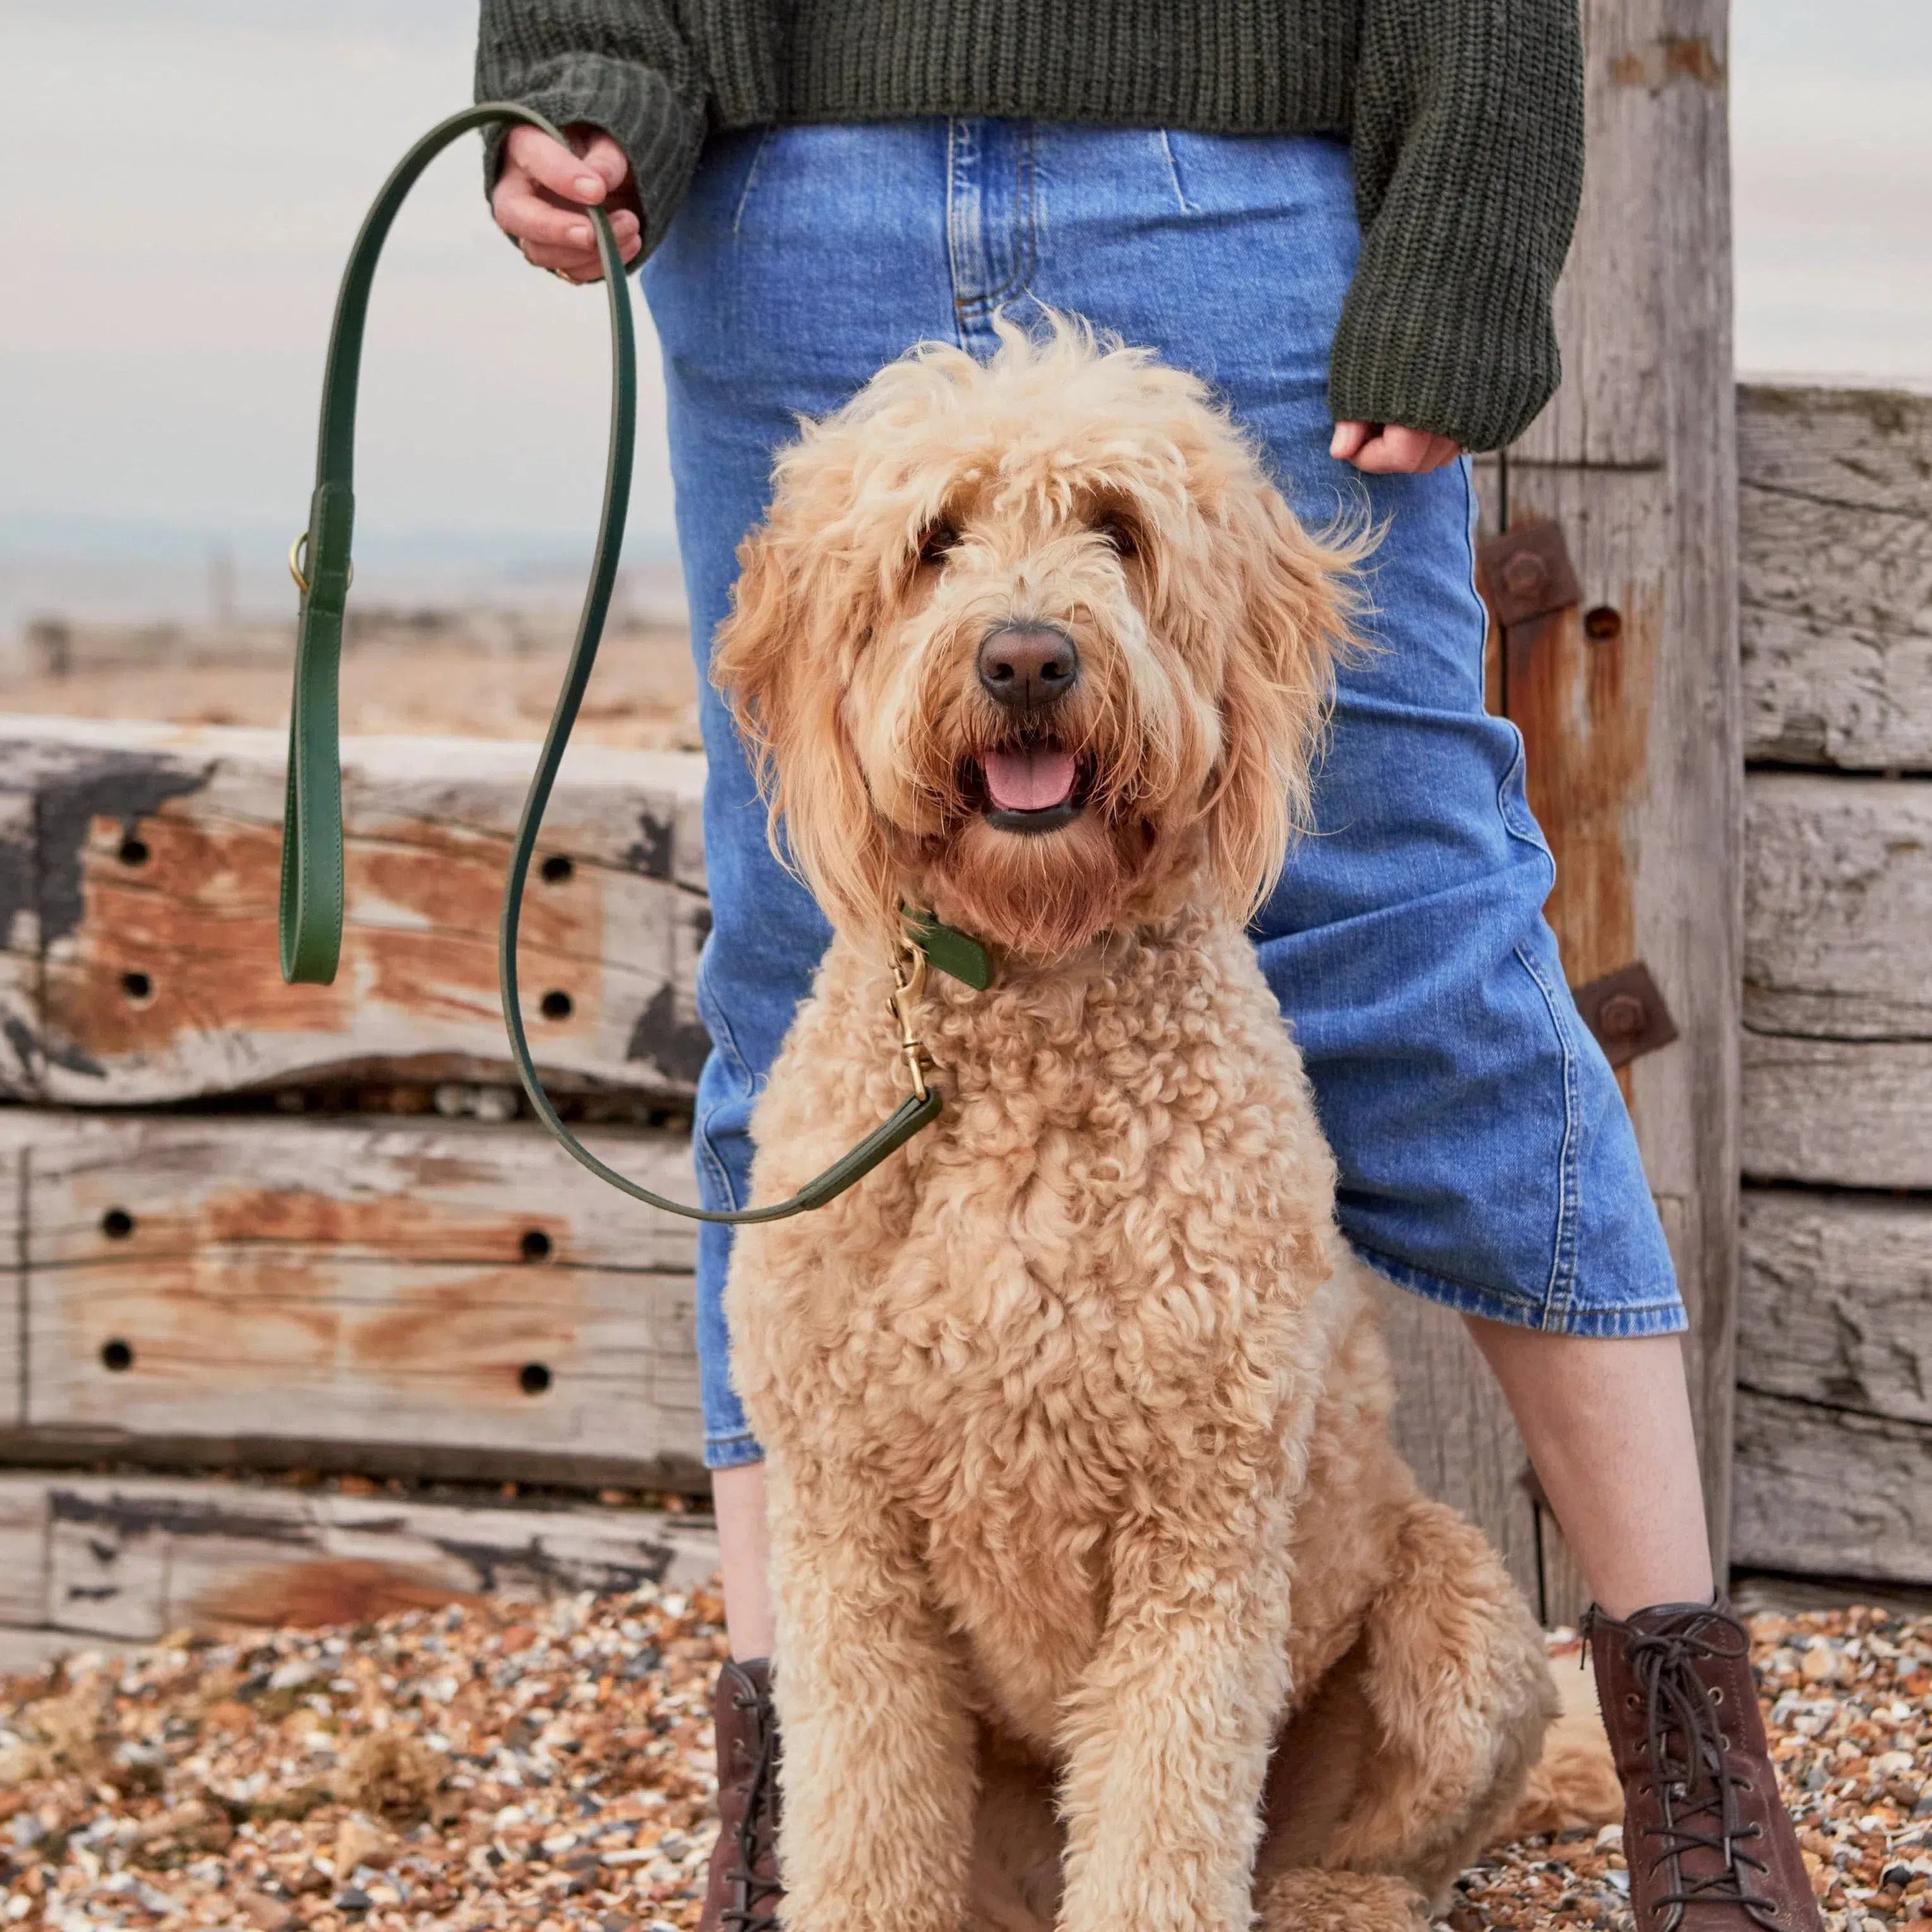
962 742 1092 835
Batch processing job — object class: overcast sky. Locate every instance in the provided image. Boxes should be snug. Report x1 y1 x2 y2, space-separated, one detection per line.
3 1 1928 623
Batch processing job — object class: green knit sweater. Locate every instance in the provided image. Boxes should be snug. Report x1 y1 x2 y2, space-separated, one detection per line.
475 1 1582 452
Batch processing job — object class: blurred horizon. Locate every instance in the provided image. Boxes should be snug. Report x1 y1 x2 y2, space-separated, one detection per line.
4 0 1928 635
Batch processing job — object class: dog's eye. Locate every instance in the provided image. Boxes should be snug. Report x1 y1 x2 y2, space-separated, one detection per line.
1096 516 1138 559
917 522 961 567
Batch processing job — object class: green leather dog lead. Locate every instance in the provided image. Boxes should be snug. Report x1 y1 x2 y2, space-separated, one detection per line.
278 102 981 1224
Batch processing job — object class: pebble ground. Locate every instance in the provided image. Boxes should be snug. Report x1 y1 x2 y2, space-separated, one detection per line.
3 1594 1927 1931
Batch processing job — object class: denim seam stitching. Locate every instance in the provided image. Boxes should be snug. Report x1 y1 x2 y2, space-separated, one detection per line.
730 124 773 239
693 946 756 1096
956 123 1037 313
1158 130 1196 214
1510 939 1583 1325
944 118 973 349
1348 1234 1685 1337
694 1109 742 1214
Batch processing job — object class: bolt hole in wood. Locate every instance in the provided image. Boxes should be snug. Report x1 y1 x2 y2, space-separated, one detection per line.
121 969 154 1001
519 1228 553 1262
100 1339 135 1372
540 989 574 1021
540 853 575 884
518 1361 553 1396
1583 605 1623 643
118 834 150 866
101 1207 136 1240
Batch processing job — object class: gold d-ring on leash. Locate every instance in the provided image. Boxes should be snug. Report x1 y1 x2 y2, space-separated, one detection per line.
888 932 932 1102
287 531 352 597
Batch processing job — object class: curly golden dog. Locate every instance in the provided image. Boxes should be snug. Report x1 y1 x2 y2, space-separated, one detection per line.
711 317 1555 1932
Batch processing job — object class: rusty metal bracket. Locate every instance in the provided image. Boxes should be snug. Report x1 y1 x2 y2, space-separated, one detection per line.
1477 521 1583 702
1571 961 1679 1068
1478 520 1581 629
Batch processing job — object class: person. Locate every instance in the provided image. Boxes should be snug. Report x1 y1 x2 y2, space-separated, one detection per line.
477 8 1821 1930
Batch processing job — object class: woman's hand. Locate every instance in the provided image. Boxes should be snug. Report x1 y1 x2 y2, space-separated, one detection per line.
1330 421 1462 474
491 124 643 282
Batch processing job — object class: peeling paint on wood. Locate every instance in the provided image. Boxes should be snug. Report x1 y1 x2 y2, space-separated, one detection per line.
0 1472 719 1646
5 1109 703 1476
0 718 711 1106
1499 524 1660 1010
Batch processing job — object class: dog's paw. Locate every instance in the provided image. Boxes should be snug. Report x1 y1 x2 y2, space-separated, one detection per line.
1255 1868 1430 1932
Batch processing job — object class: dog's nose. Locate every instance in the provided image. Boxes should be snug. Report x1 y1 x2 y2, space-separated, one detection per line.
977 624 1080 712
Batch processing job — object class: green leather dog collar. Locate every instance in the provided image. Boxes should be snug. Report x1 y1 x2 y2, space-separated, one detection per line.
278 103 950 1223
903 911 993 991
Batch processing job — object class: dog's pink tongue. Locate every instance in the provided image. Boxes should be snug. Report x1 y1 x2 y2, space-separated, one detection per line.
982 746 1077 812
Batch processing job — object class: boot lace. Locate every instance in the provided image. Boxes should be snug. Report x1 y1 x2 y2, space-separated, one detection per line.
1591 1609 1780 1931
721 1679 782 1932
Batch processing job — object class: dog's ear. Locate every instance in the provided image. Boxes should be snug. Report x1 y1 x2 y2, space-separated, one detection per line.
1207 480 1361 919
711 500 901 947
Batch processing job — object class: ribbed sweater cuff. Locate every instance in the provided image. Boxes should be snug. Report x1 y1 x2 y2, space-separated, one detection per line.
479 53 706 262
1329 269 1563 454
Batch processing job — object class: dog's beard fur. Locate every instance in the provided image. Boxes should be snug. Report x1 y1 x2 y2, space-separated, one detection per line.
714 313 1365 965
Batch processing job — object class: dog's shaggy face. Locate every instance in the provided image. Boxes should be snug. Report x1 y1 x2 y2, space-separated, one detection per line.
713 319 1360 961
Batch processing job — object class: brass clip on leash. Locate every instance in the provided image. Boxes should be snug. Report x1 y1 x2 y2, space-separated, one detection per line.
275 102 955 1223
889 934 931 1103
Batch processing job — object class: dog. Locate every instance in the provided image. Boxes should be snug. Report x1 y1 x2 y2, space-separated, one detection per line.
709 315 1556 1932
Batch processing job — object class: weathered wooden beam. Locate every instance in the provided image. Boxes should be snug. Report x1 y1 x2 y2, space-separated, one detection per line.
4 1109 706 1485
0 1471 720 1662
1731 1391 1932 1586
0 716 709 1107
1485 0 1738 1611
1739 385 1932 772
0 1126 22 1430
1739 1189 1932 1428
1746 773 1932 1040
1741 1035 1932 1189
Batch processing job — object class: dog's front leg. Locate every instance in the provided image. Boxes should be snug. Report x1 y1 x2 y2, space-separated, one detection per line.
769 1457 977 1932
1054 1526 1295 1932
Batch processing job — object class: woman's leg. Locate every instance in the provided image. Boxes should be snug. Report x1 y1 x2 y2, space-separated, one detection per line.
713 1463 776 1659
1464 1321 1713 1617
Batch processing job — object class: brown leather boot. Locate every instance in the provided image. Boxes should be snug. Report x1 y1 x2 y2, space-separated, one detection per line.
1586 1600 1823 1931
698 1658 783 1932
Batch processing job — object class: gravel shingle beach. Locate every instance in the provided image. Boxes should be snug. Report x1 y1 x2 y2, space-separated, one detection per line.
3 1592 1926 1931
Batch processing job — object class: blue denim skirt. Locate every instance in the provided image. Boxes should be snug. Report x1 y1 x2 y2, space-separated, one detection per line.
639 119 1685 1471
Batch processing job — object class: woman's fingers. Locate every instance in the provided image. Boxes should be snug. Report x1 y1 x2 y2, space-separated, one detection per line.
1329 420 1372 463
1332 421 1463 474
494 179 600 251
575 131 634 198
495 182 641 250
503 124 610 204
493 125 644 279
517 228 641 280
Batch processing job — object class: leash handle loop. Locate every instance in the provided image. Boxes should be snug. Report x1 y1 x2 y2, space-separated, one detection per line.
279 102 943 1223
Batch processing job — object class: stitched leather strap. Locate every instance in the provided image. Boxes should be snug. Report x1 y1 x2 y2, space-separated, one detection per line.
279 102 943 1222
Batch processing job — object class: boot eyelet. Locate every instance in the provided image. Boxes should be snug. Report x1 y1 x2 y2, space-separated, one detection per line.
1627 1693 1642 1708
1710 1686 1725 1704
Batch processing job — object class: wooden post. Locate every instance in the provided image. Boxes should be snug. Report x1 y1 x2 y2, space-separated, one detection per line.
1394 0 1739 1626
1506 0 1739 1620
